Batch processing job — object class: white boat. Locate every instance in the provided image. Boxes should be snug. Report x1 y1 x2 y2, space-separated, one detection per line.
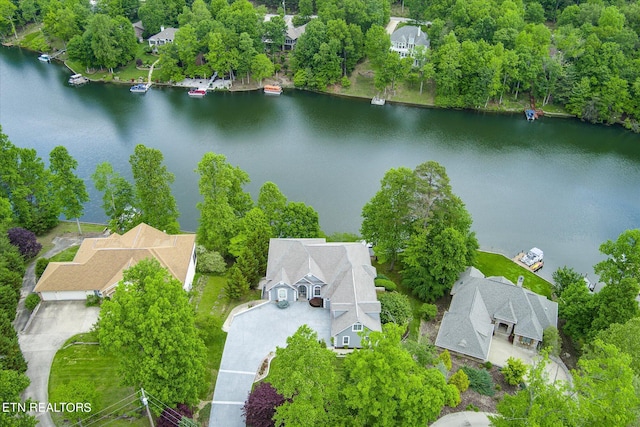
264 85 283 95
38 54 51 63
68 74 89 85
130 83 150 93
520 247 543 267
371 96 385 105
188 88 207 97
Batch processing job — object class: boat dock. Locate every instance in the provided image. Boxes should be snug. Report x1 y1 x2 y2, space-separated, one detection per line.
512 252 544 272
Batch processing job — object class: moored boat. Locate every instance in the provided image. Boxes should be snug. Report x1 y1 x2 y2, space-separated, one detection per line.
130 83 150 93
68 74 89 85
371 96 385 105
38 54 51 63
188 88 207 97
263 85 283 95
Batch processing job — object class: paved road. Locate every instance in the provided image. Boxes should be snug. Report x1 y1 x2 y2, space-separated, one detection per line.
19 301 100 427
209 302 331 427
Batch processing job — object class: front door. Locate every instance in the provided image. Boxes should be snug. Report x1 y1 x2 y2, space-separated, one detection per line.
298 285 307 300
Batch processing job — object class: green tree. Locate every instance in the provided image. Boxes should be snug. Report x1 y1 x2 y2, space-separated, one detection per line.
0 369 36 427
558 280 594 343
378 291 412 325
402 227 469 302
594 229 640 287
502 357 527 386
251 53 275 86
257 181 287 231
277 201 321 238
361 167 416 269
225 264 248 300
448 369 470 393
129 144 180 233
0 0 18 39
263 14 287 53
91 162 137 232
490 354 576 427
590 277 640 335
138 0 165 36
269 325 341 426
595 317 640 376
49 146 89 234
196 152 251 256
542 326 561 357
573 340 640 426
97 259 207 408
364 24 390 70
552 266 583 296
342 324 459 426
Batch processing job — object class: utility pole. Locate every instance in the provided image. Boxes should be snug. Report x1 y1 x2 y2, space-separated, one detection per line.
140 388 155 427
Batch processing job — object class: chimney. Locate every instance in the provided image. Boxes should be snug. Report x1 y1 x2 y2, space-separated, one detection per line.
161 25 165 32
417 27 421 37
517 276 524 287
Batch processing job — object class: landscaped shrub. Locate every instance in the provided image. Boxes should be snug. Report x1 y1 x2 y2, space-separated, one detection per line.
25 293 40 311
379 291 411 325
7 227 42 259
501 357 528 386
438 349 452 371
403 338 437 367
374 277 397 291
461 366 495 396
542 326 561 357
465 403 479 412
243 382 285 427
483 361 493 370
35 257 49 280
195 246 226 275
419 303 438 321
0 284 19 313
85 294 101 307
444 383 461 407
341 76 351 88
448 369 470 393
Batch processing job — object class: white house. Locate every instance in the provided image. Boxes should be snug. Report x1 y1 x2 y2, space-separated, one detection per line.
34 223 197 301
148 26 178 48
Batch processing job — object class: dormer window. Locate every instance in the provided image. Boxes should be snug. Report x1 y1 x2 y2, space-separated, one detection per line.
352 323 363 332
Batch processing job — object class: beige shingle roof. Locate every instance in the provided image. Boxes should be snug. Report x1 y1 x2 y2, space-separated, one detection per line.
35 224 195 295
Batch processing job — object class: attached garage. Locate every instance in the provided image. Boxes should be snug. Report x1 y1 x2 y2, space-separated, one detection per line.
40 291 95 301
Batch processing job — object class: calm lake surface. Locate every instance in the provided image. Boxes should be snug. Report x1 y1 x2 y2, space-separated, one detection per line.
1 46 639 282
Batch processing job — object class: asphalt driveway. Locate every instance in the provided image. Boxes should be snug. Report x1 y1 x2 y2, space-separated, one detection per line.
19 301 100 427
209 302 331 427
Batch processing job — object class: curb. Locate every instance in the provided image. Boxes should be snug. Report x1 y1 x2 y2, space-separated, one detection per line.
221 300 269 332
21 301 42 333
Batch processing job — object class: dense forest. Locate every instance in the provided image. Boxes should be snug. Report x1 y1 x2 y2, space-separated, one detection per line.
1 0 638 130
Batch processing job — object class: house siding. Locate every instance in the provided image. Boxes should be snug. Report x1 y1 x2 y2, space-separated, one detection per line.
40 290 94 301
184 244 197 292
269 284 296 303
335 326 367 348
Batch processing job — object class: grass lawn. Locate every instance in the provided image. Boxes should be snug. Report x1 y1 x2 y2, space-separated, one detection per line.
36 222 106 255
48 245 80 263
49 332 150 427
474 251 553 298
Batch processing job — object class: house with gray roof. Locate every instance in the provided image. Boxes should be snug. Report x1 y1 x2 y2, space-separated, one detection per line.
390 25 429 67
435 267 558 361
261 238 382 348
263 15 308 49
148 26 178 49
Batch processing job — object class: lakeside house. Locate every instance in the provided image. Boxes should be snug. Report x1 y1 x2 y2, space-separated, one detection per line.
34 223 196 301
261 238 382 348
390 25 429 67
435 267 558 361
263 15 308 50
132 20 144 43
148 26 178 49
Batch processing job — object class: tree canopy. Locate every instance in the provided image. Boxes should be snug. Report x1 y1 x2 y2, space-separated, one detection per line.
97 259 208 409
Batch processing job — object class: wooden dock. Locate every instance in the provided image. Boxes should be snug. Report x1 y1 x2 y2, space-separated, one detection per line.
512 252 543 272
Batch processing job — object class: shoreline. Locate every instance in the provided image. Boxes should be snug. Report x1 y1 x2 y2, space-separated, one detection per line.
5 42 577 120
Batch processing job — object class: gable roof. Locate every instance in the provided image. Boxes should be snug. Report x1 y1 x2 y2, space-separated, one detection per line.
264 239 382 336
149 27 177 41
435 267 558 361
35 223 195 295
390 25 429 47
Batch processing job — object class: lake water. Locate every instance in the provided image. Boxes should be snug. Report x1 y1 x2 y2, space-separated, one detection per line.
1 46 639 282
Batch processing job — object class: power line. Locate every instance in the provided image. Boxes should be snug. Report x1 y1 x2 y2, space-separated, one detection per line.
74 392 141 427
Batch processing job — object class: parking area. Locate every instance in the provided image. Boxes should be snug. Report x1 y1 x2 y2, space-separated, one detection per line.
209 302 331 427
18 301 100 427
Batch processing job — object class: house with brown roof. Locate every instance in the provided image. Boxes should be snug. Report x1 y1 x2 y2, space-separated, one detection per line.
261 238 382 348
34 223 197 301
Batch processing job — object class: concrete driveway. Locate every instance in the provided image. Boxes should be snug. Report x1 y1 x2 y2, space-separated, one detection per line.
209 302 331 427
488 338 571 384
19 301 100 427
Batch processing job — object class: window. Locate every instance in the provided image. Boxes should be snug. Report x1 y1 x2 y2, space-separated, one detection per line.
352 324 363 332
314 286 321 297
342 336 350 347
277 288 287 301
521 337 533 345
192 249 197 264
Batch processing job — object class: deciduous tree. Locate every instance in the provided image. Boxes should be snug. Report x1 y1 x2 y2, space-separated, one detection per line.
49 146 88 234
91 162 137 233
97 259 208 408
129 144 180 233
